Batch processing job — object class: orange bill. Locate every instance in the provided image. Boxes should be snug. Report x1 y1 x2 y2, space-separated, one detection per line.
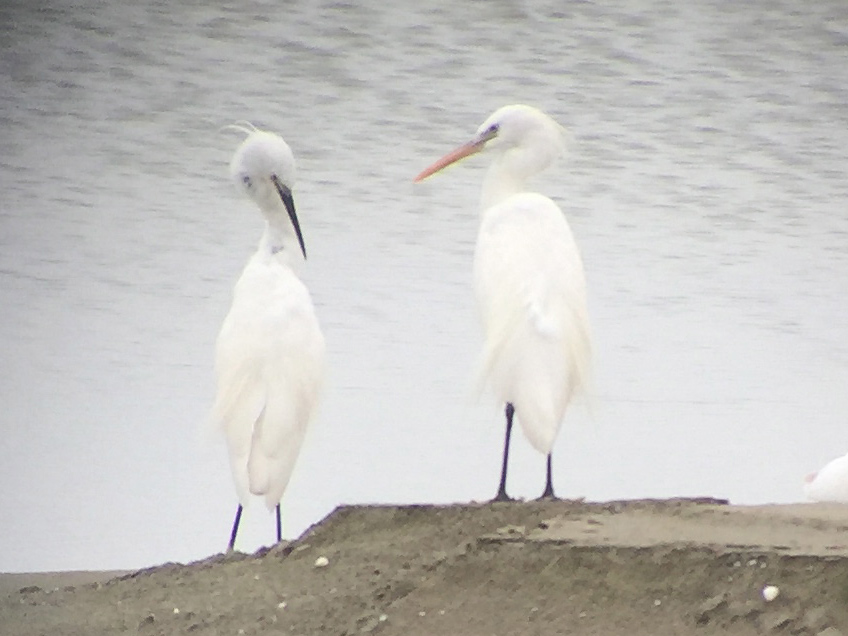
413 141 485 182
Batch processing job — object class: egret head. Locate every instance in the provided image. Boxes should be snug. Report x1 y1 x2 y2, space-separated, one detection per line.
228 127 306 259
475 104 566 159
414 104 566 183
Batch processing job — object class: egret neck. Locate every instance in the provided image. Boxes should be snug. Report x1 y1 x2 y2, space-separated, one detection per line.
259 211 303 264
479 133 561 210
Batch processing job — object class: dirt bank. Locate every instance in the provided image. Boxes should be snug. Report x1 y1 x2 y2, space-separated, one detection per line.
3 498 847 635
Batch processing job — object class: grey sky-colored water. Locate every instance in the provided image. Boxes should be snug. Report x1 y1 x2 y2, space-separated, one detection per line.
1 0 847 572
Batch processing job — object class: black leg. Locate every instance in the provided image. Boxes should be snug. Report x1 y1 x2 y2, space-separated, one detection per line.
227 504 243 552
493 403 516 502
275 504 282 543
539 453 556 500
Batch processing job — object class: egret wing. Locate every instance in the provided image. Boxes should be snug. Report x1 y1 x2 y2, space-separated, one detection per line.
212 257 326 507
473 193 590 453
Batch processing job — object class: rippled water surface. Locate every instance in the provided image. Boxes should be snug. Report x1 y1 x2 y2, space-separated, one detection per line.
1 0 847 571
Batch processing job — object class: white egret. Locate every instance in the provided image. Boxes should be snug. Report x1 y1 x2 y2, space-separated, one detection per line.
415 105 591 501
212 124 326 551
804 452 848 503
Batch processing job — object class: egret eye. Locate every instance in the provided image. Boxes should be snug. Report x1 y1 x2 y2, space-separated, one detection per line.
242 174 252 188
478 123 500 143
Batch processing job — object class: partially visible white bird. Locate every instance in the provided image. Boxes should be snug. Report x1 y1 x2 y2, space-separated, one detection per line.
414 105 591 501
804 453 848 503
212 124 326 551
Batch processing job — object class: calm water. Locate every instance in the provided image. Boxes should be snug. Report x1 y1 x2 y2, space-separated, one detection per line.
1 0 847 572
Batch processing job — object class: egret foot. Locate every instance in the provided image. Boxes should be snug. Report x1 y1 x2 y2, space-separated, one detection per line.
492 489 516 503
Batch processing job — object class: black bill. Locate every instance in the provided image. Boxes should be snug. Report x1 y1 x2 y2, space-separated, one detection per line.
271 175 307 259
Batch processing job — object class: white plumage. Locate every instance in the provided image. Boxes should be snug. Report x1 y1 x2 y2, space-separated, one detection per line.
804 452 848 503
415 105 591 500
212 126 326 550
474 191 590 454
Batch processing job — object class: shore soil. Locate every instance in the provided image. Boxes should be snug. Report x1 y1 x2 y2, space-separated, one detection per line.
3 498 848 635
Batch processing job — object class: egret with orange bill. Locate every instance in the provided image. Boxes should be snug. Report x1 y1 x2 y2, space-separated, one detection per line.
415 105 591 501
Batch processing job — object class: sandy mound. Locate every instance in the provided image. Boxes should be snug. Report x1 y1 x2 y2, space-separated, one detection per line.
2 498 847 635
